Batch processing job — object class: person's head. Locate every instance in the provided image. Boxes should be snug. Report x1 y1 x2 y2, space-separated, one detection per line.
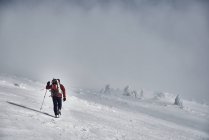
52 79 57 84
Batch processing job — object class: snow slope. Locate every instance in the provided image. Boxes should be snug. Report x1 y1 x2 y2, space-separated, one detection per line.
0 75 209 140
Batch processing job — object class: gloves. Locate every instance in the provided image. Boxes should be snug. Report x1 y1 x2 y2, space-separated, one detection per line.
47 81 50 86
63 97 66 102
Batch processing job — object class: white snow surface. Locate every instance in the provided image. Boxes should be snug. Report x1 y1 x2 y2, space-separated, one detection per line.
0 76 209 140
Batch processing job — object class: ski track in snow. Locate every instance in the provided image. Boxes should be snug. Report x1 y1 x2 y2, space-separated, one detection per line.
0 77 209 140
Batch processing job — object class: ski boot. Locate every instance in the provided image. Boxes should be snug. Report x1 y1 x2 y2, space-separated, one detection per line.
58 109 61 116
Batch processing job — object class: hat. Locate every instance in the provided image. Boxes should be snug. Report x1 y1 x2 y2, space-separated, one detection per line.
52 79 57 84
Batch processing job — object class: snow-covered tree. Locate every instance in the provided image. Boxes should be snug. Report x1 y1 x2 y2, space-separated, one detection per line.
139 89 144 99
104 84 111 94
123 85 131 96
174 94 183 108
131 90 138 98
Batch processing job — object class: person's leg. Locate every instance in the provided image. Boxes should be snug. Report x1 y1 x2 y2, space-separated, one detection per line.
57 97 62 115
52 96 58 115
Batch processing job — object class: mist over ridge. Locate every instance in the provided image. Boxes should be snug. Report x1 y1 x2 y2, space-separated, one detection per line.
0 0 209 102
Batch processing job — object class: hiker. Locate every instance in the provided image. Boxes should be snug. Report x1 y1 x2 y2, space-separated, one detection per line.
46 79 66 118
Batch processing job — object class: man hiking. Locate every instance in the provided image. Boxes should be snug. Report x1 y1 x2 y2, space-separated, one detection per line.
46 79 66 118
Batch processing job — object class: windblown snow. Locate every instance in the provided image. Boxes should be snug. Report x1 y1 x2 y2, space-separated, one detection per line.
0 75 209 140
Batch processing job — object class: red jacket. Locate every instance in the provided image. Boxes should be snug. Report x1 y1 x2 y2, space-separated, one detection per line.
46 84 66 98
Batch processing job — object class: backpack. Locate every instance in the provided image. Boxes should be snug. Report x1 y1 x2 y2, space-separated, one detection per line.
51 79 62 96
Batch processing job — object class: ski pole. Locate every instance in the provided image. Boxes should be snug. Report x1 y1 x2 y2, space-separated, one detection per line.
40 89 47 110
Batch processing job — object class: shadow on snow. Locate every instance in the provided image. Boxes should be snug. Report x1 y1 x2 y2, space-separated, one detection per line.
7 101 54 118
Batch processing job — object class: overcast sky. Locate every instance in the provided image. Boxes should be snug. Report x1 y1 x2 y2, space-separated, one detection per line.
0 0 209 102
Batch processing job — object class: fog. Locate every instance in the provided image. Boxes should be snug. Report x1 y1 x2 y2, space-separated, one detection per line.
0 0 209 102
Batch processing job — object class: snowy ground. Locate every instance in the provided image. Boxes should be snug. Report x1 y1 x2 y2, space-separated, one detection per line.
0 75 209 140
